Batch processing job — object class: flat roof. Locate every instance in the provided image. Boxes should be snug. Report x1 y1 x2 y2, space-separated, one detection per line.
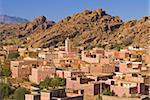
86 73 113 77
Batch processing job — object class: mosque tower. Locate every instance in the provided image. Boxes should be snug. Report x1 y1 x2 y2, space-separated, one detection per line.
65 38 71 53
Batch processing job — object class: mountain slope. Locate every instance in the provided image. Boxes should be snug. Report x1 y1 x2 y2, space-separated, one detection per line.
0 15 29 23
0 16 55 46
27 9 150 49
0 9 149 49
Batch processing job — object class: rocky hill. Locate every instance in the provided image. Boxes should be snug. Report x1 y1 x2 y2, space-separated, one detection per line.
0 9 149 49
0 15 29 23
0 16 55 46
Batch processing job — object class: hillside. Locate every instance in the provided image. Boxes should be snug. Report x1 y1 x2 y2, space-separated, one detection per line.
0 9 149 49
0 15 29 23
0 16 55 46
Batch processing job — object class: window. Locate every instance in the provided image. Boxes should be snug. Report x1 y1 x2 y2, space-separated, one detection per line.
71 77 76 80
132 74 138 77
121 83 123 86
81 90 84 94
111 81 115 85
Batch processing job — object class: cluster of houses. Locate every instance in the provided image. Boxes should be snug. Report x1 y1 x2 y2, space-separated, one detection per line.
1 38 150 100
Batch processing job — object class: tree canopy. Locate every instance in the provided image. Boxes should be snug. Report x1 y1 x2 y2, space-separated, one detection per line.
1 67 11 77
0 83 12 99
8 51 20 59
39 77 65 89
14 87 29 100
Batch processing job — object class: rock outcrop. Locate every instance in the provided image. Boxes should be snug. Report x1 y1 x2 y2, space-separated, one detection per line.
0 9 149 49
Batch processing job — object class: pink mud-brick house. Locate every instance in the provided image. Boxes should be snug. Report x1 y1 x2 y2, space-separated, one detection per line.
81 47 105 64
104 49 130 59
118 49 130 59
29 66 56 83
80 63 115 74
113 73 146 95
81 51 102 64
52 50 79 68
11 61 32 78
105 79 138 97
40 92 51 100
66 77 103 96
119 61 142 73
11 59 44 79
56 70 84 78
25 93 40 100
26 88 83 100
3 45 18 54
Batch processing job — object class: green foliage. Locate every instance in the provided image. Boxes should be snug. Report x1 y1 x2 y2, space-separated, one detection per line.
102 88 114 96
96 94 103 100
39 77 52 89
0 83 12 99
31 83 39 88
2 67 11 77
14 87 29 100
50 78 61 89
50 77 65 89
39 77 65 89
8 51 20 59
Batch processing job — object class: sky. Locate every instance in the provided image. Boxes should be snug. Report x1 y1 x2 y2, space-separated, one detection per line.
0 0 149 22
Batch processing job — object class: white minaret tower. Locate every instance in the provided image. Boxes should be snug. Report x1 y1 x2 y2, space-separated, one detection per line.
65 38 71 53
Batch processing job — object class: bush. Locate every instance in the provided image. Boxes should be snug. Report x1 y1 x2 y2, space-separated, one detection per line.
102 88 114 96
0 83 12 99
14 87 29 100
50 78 61 89
39 77 65 89
31 83 39 88
39 77 52 89
8 51 20 59
2 67 11 77
50 77 65 89
96 94 103 100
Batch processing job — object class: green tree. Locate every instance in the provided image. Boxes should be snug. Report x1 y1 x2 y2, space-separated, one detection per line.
39 77 52 89
50 77 65 89
50 78 60 89
14 87 29 100
39 77 65 89
102 88 114 96
2 67 11 77
8 51 20 59
0 83 12 99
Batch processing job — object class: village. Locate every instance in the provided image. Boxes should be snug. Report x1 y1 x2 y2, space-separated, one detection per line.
0 38 150 100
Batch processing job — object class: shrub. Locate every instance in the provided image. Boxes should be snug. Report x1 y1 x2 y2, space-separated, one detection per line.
8 51 20 59
2 67 11 77
0 83 12 99
102 88 114 96
31 83 39 88
96 94 103 100
14 87 29 100
39 77 65 89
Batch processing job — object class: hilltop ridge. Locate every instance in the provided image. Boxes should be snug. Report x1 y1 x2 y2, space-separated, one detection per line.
0 9 149 49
